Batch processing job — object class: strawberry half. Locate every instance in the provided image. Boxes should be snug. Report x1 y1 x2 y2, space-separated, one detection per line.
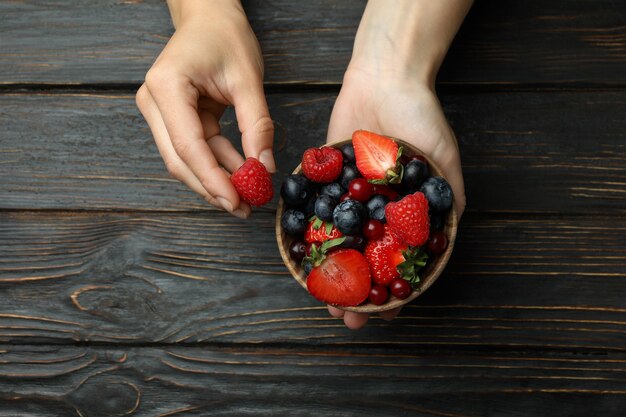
305 218 343 244
352 130 402 184
306 248 371 307
365 225 429 287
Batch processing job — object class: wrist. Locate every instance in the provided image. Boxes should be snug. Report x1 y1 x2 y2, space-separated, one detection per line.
349 0 472 87
167 0 243 28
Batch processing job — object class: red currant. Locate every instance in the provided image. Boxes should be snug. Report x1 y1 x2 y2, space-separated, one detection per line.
427 230 448 255
339 193 351 202
363 219 384 240
411 155 428 164
289 240 307 262
348 178 374 202
390 278 412 300
368 285 389 305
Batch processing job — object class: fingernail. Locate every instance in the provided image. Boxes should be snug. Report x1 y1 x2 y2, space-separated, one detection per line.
217 197 234 212
259 149 276 173
232 208 249 219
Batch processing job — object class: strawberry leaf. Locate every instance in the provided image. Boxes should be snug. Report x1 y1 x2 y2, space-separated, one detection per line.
312 217 324 230
398 247 429 288
324 221 334 235
304 237 347 268
320 237 346 252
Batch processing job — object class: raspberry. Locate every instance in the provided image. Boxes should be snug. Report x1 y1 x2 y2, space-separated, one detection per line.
231 157 273 206
385 192 430 246
301 147 343 183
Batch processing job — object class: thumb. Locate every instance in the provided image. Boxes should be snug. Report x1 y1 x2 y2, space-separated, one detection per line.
430 134 466 219
234 82 276 172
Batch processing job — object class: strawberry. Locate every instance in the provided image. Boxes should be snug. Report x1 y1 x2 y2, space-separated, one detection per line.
365 225 429 286
385 192 430 246
307 248 371 306
301 147 343 183
305 218 343 244
231 157 273 206
352 130 402 184
365 225 407 285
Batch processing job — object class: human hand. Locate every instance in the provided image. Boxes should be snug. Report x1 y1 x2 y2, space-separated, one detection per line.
326 70 466 329
136 0 275 218
326 0 471 329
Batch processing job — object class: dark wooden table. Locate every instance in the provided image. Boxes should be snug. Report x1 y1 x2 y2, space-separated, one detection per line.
1 1 626 416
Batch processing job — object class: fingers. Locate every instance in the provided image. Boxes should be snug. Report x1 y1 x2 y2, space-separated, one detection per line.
327 306 345 318
327 305 401 329
343 312 369 329
145 71 241 212
136 84 251 219
430 131 467 218
233 81 276 172
206 135 246 173
379 307 401 321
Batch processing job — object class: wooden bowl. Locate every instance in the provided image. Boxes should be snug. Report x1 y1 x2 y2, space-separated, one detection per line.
275 137 458 313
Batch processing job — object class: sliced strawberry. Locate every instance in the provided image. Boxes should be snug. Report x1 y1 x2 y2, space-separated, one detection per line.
306 249 371 306
305 218 343 244
352 130 401 184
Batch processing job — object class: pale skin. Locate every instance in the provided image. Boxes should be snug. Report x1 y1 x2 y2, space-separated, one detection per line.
137 0 472 330
325 0 472 329
136 0 275 219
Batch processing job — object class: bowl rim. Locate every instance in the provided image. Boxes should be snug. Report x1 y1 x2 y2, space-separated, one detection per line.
275 137 458 313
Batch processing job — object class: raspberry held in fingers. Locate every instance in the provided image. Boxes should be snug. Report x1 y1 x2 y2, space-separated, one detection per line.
231 157 273 206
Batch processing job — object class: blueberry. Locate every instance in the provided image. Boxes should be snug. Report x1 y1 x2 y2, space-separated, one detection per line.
320 182 345 201
333 199 367 235
339 235 366 252
281 174 313 206
366 195 389 223
339 164 361 189
281 209 307 235
314 194 337 222
430 212 445 231
303 261 314 276
402 159 429 192
341 144 356 163
301 194 317 216
420 176 453 212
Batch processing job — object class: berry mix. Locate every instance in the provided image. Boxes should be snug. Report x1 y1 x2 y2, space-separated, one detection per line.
280 130 453 307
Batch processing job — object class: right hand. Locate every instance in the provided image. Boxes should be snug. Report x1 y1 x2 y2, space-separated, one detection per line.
136 0 275 218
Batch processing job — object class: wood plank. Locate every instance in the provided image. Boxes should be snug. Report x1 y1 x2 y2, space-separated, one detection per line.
1 91 625 213
1 0 625 86
0 211 625 349
0 344 625 416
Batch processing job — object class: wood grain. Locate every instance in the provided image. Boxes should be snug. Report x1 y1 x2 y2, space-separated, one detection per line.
1 91 625 213
0 345 625 416
0 211 624 349
0 0 625 86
